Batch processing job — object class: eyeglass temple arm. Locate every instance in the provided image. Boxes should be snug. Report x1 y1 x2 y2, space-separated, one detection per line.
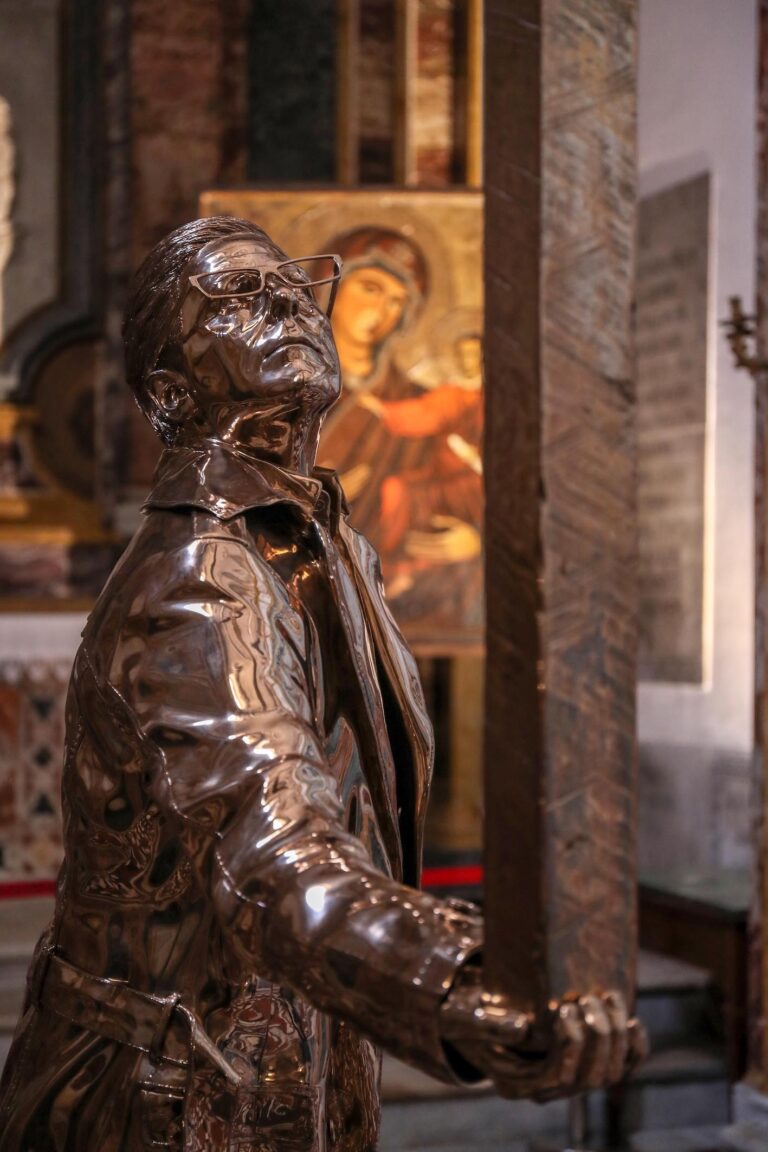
326 276 340 318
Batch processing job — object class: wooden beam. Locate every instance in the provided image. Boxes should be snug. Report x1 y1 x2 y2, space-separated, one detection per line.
483 0 638 1019
247 0 337 183
393 0 418 185
336 0 360 184
466 0 483 187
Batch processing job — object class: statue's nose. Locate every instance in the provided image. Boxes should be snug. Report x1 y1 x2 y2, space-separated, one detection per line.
270 286 300 320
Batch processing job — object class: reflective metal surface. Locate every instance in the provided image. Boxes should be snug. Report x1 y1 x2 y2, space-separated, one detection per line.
0 218 642 1151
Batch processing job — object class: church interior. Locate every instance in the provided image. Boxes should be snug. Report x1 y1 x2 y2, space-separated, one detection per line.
0 1 766 1149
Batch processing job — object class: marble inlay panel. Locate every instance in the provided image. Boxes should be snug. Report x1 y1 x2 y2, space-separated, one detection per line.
0 659 68 886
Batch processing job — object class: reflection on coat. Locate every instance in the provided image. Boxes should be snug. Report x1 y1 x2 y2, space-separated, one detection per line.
0 441 482 1152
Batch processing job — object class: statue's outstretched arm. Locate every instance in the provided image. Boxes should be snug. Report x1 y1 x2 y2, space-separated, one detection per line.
99 526 644 1098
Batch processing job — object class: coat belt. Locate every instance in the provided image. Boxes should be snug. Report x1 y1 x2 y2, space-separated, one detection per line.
32 949 241 1088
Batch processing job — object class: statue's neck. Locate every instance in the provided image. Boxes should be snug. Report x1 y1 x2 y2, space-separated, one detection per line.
179 403 324 477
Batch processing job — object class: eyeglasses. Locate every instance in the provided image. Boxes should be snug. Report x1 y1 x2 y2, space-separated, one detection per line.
188 254 343 317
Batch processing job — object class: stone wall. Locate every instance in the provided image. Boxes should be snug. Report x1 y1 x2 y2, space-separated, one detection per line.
125 0 251 489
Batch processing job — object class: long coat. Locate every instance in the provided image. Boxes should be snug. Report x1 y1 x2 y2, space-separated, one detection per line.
0 441 482 1152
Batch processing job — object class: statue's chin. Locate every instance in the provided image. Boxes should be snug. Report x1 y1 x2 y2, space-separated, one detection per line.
294 366 341 414
258 343 333 391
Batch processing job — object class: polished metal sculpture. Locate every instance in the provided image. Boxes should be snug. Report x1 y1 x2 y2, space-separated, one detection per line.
0 217 643 1151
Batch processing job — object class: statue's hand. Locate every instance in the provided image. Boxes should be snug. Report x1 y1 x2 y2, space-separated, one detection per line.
439 966 647 1101
404 516 482 563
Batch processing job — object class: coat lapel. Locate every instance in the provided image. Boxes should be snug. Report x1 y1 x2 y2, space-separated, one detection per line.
143 443 435 888
336 517 435 886
314 520 404 882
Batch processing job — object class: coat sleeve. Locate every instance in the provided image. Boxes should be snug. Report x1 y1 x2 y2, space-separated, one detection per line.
99 526 483 1082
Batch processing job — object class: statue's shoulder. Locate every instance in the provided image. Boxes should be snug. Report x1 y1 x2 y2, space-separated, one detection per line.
91 506 261 615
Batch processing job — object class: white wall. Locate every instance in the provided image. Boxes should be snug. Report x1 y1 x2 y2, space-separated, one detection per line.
637 0 757 755
0 615 85 666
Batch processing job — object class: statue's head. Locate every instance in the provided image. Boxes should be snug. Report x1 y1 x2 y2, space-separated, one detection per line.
123 216 342 449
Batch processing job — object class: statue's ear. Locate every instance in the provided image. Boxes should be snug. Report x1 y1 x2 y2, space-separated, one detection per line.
144 369 195 430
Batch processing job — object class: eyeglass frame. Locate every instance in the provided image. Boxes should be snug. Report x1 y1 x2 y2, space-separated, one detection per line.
188 253 344 318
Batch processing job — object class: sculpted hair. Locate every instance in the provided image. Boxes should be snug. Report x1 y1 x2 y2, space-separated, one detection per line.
123 215 270 444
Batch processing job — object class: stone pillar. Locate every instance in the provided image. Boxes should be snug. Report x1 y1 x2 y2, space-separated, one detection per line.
752 2 768 1091
731 3 768 1142
124 0 251 493
483 0 638 1015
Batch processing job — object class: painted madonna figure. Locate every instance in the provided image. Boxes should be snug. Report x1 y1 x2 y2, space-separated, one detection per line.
0 218 643 1151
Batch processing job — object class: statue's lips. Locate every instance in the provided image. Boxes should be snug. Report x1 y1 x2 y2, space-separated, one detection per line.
261 340 330 372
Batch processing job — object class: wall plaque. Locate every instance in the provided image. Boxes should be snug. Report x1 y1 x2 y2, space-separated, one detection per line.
637 173 709 683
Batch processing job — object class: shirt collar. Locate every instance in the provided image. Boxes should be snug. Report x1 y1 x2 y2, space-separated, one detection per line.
143 440 347 525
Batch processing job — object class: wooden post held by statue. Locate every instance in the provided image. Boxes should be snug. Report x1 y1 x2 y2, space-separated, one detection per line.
483 0 639 1023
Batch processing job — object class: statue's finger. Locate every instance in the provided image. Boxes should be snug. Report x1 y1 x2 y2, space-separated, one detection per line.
552 1001 585 1090
601 991 629 1083
626 1015 649 1073
445 1006 530 1050
483 1008 531 1049
440 978 531 1051
576 994 612 1090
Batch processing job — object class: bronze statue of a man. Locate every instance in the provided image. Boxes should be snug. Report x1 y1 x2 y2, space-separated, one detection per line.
0 217 641 1151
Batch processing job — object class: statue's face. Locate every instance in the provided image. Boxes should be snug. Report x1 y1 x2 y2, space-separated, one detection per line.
178 234 341 427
